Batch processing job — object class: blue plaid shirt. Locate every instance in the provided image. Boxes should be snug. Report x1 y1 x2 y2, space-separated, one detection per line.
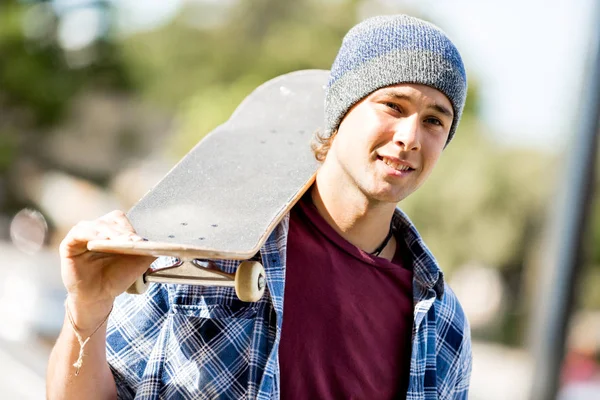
106 208 472 399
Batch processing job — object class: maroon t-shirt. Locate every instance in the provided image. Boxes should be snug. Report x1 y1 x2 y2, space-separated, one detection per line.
279 194 414 399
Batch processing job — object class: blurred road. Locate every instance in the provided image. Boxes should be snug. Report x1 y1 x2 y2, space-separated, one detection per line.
0 337 47 399
0 240 63 399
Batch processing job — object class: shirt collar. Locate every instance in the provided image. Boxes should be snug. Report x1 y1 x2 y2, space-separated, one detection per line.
392 207 445 299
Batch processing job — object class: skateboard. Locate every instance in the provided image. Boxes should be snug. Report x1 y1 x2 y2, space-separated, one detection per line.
87 70 327 302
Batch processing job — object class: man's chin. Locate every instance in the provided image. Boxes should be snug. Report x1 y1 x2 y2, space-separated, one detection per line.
366 188 412 205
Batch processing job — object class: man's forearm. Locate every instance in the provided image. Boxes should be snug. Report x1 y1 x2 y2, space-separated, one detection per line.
46 315 117 399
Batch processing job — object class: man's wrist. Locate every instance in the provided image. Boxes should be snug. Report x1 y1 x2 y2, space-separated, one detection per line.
65 295 114 335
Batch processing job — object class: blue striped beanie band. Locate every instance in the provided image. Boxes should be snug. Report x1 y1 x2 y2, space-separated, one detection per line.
325 14 467 145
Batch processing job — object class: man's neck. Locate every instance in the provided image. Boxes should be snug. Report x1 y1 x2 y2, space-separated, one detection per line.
310 169 397 260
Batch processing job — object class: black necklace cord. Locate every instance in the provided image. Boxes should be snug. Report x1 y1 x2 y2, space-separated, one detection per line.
370 221 394 256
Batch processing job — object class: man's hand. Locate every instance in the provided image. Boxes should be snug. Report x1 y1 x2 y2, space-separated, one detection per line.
59 210 155 331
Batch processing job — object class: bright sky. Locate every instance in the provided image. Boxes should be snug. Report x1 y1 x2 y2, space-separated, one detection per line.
53 0 598 152
408 0 598 151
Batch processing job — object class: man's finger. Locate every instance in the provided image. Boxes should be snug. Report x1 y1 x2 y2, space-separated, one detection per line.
101 210 140 236
60 223 107 258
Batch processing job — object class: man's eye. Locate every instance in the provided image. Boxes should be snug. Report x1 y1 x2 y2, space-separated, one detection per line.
385 102 401 112
425 117 442 126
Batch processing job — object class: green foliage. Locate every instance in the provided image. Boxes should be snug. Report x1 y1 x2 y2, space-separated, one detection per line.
0 0 137 215
0 129 18 173
0 1 132 126
592 196 600 265
117 0 358 154
580 193 600 310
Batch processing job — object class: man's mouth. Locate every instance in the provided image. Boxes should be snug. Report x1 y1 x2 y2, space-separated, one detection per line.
378 156 415 172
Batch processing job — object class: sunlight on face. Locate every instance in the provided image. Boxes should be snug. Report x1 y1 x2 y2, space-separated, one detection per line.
326 83 454 204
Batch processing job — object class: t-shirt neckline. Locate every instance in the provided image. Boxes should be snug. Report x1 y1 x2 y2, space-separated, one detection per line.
295 193 410 271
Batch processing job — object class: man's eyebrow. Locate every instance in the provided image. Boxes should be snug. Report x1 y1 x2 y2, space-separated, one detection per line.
429 103 454 119
376 89 454 119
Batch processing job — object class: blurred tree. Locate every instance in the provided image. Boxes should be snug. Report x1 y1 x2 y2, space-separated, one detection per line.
578 189 600 310
117 0 361 154
0 0 134 217
0 1 130 125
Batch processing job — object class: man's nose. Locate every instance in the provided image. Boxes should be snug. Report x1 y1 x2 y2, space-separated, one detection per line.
392 115 421 151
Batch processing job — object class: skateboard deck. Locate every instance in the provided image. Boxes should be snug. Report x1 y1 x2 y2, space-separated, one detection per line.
88 69 327 301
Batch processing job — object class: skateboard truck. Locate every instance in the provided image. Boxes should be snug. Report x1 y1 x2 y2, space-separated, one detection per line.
86 239 269 302
126 257 266 302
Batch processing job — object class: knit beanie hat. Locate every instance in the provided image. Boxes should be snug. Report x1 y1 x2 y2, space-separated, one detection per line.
325 14 467 145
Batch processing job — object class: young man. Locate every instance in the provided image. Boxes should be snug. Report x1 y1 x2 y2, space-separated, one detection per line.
47 14 471 400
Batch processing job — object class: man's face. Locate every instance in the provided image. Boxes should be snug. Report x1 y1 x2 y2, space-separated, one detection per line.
326 83 454 203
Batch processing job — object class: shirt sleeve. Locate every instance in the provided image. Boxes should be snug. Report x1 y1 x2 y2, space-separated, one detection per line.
453 316 472 399
105 266 172 399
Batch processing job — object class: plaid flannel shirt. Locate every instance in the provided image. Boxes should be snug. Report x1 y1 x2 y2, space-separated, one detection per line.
106 208 472 399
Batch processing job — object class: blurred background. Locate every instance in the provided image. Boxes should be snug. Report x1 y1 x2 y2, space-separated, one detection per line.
1 0 599 398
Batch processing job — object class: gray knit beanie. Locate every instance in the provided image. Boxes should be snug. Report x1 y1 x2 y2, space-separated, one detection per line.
325 14 467 145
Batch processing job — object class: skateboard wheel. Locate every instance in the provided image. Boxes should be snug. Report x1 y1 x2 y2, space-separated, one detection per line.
126 275 149 295
235 261 266 302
